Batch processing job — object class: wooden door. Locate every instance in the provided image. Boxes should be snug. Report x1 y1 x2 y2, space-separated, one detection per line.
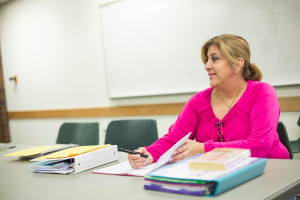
0 48 10 143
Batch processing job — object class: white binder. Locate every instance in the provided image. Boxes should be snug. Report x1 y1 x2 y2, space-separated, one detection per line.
72 145 118 174
31 145 118 174
73 145 118 174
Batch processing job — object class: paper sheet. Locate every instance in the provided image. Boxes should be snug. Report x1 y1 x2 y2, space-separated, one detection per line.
93 132 191 176
0 143 15 151
37 144 111 159
3 145 65 157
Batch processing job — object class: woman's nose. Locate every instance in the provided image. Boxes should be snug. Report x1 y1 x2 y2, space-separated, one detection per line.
204 61 212 70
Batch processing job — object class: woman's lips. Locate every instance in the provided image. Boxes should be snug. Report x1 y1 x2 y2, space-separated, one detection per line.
208 73 216 78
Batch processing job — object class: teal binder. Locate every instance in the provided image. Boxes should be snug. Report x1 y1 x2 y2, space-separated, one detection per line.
144 154 267 196
209 157 267 196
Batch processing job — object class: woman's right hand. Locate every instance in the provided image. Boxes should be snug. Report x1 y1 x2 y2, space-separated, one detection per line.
128 147 153 169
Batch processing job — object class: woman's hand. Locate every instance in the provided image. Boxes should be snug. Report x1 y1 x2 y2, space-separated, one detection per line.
128 147 153 169
170 139 204 163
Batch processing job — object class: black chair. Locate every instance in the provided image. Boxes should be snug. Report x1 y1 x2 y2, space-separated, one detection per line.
104 119 159 150
56 122 99 146
290 115 300 153
277 121 293 159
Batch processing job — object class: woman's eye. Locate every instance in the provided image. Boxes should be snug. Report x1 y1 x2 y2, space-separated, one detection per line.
212 57 219 61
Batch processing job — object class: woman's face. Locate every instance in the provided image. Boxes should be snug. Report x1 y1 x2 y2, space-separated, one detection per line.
204 45 235 88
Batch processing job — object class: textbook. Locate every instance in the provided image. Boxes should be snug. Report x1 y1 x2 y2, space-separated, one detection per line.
188 148 251 170
144 154 267 196
93 132 191 177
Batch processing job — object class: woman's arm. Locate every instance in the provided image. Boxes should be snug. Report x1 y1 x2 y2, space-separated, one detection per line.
145 92 206 162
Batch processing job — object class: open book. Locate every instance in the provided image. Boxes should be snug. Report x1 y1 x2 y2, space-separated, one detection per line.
93 132 191 177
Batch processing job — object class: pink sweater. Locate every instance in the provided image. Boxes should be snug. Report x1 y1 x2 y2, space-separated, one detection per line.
146 80 289 162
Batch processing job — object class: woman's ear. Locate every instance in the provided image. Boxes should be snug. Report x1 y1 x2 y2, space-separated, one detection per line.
234 58 245 74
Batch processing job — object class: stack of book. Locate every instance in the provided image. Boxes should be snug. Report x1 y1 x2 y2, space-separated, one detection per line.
144 148 266 196
188 148 251 170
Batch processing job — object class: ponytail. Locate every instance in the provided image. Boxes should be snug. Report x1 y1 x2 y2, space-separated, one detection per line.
243 62 262 81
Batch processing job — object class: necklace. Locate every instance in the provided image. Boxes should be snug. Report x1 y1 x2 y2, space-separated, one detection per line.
218 82 246 112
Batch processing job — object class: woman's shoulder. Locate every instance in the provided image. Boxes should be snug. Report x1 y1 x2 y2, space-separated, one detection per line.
248 80 274 90
241 80 278 108
187 87 213 108
192 87 213 100
247 80 276 96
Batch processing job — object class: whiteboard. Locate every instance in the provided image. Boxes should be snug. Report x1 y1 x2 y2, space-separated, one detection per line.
99 0 300 98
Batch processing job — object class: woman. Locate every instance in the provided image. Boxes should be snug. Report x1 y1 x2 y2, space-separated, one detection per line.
129 34 290 169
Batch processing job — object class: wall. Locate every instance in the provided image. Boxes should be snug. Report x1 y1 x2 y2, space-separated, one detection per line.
0 0 299 145
100 0 300 98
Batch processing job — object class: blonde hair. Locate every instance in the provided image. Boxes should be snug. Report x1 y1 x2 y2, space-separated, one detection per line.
201 34 262 81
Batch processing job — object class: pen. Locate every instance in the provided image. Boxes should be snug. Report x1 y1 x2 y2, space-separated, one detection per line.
118 147 150 158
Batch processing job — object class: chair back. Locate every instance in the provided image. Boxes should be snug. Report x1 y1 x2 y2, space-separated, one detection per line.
277 121 293 159
56 122 99 146
105 119 159 150
289 115 300 153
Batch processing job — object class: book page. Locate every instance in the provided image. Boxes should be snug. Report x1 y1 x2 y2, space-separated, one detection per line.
93 132 191 176
93 161 157 176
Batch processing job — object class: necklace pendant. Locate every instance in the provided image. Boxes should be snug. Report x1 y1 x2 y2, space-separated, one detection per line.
227 106 231 111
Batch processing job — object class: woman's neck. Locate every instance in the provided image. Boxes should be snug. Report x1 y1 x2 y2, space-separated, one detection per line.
215 78 246 100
